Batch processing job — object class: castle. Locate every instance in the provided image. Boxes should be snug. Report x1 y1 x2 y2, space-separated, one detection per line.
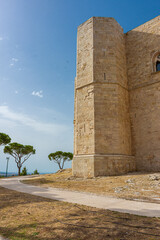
72 16 160 178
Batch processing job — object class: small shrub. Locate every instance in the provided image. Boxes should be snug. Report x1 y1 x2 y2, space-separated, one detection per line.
21 167 27 176
33 169 39 175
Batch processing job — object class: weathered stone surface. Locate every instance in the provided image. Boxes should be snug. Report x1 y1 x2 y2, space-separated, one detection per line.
73 154 135 178
73 16 160 177
126 16 160 172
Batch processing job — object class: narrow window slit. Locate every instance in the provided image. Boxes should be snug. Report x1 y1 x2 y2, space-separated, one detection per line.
153 53 160 72
156 61 160 72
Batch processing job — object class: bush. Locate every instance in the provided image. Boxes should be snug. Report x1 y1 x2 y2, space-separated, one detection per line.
21 167 27 176
33 169 39 175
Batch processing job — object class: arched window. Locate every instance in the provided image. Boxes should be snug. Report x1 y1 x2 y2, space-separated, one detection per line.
156 55 160 72
153 52 160 72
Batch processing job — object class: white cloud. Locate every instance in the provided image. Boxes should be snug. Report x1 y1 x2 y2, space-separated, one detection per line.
2 77 9 82
2 102 7 105
0 105 69 135
32 90 43 98
0 36 9 41
0 105 73 173
10 58 19 67
12 58 18 62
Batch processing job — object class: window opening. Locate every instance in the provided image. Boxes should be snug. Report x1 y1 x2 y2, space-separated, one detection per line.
156 61 160 72
153 53 160 72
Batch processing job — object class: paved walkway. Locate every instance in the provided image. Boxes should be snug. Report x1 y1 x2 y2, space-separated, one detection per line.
0 176 160 218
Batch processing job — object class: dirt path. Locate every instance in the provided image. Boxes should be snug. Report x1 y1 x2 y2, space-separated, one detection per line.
0 176 160 218
22 169 160 203
0 236 9 240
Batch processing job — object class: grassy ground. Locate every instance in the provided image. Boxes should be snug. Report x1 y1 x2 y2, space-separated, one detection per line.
22 169 160 203
0 186 160 240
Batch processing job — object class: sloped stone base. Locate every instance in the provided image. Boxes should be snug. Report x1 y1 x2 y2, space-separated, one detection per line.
72 154 136 178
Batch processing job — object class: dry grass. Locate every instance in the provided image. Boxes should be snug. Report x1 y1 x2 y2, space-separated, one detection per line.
0 186 160 240
22 169 160 203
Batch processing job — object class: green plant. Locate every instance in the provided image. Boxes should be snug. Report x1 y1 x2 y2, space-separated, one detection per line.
21 167 27 176
0 133 11 146
48 151 73 170
33 169 39 175
4 142 36 175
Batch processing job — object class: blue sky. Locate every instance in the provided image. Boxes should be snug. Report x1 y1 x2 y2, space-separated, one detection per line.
0 0 159 173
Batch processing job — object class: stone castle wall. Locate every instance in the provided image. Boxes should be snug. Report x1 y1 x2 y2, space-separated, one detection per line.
73 16 160 177
74 18 95 156
126 16 160 171
73 17 136 177
93 18 132 155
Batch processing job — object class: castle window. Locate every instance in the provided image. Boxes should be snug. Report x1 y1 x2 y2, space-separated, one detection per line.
156 60 160 72
153 53 160 72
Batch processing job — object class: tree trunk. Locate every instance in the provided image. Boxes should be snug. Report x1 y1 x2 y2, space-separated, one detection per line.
62 160 64 169
18 167 21 176
58 162 62 170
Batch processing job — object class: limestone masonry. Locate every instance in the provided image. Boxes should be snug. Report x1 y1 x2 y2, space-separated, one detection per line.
72 16 160 178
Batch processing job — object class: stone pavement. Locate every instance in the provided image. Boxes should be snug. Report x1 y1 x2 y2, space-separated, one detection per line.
0 176 160 218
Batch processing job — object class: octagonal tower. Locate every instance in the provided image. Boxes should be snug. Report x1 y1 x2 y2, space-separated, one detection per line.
72 17 135 178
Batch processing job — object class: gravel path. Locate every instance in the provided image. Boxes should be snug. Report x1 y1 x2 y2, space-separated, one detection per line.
0 176 160 217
